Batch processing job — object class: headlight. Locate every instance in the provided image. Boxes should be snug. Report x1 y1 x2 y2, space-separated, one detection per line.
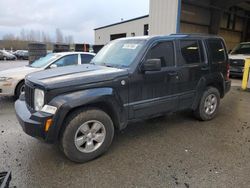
34 89 44 111
0 77 13 82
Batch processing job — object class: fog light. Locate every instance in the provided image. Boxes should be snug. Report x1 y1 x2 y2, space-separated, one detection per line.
45 119 53 132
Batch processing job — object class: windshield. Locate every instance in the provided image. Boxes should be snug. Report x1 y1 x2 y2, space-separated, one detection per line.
231 43 250 55
30 53 61 68
91 39 146 68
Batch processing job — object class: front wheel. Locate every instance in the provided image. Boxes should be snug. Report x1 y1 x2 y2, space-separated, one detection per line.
194 87 220 121
60 108 114 163
15 81 25 99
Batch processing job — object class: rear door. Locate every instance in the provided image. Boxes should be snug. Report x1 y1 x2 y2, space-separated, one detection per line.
174 39 209 110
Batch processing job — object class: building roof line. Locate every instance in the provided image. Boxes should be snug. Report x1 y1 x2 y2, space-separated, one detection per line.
94 15 149 30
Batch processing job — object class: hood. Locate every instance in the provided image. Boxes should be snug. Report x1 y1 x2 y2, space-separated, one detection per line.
0 66 41 78
229 54 250 60
26 64 128 89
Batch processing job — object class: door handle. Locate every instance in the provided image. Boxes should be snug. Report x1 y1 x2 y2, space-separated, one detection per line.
168 71 178 76
201 66 209 71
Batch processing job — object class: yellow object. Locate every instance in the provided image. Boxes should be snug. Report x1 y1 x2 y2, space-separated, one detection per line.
45 119 53 132
242 59 250 90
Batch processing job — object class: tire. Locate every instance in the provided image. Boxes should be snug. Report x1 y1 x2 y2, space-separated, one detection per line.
28 43 46 50
28 42 47 64
60 108 114 163
28 56 38 64
15 81 25 99
194 87 220 121
29 51 47 56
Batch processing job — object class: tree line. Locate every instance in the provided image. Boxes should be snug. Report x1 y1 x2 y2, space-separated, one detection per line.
2 28 74 44
1 28 74 50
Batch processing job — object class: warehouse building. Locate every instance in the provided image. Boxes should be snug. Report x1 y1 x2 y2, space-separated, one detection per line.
94 0 250 49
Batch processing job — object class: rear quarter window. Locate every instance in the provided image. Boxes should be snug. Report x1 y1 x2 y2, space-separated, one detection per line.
207 39 226 62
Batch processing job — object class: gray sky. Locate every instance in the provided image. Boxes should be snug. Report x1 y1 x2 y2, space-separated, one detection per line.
0 0 149 43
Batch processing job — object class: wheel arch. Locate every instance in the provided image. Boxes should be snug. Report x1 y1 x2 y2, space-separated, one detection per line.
192 74 225 110
46 88 127 143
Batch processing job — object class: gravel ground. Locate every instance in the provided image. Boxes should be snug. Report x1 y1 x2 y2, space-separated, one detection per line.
0 61 250 188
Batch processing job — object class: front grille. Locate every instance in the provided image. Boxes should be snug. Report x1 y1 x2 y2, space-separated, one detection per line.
25 84 34 109
229 59 245 67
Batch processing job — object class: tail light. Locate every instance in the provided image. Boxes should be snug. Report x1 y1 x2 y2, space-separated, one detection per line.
226 63 230 80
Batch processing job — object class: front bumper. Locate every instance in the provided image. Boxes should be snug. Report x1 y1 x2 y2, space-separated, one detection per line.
0 81 15 96
15 98 53 142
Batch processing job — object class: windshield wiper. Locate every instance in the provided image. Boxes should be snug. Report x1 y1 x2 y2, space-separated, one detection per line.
98 62 113 67
92 62 126 69
104 63 114 68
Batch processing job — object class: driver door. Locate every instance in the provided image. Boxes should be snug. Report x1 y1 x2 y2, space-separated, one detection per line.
128 41 179 119
51 54 79 68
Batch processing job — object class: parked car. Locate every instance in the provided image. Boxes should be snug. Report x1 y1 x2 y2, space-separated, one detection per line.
0 50 17 60
229 42 250 77
15 34 231 163
13 50 29 60
0 52 95 98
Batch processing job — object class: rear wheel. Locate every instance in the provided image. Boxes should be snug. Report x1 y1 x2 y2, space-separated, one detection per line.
60 108 114 163
194 87 220 121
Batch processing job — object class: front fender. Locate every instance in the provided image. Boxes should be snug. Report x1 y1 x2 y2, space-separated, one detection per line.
46 88 126 143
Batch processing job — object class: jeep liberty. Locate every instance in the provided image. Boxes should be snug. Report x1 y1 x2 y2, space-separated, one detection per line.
15 34 231 163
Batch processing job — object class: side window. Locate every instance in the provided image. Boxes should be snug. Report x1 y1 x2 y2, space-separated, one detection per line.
207 39 226 62
146 41 175 67
180 40 201 64
81 54 94 64
54 55 78 67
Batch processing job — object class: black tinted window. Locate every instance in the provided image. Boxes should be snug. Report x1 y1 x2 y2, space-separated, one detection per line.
180 40 200 64
81 54 94 64
146 41 175 67
207 40 226 62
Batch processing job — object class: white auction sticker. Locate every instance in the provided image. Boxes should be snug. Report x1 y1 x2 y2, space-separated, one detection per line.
122 44 138 50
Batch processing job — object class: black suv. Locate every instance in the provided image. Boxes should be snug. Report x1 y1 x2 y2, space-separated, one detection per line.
15 34 231 163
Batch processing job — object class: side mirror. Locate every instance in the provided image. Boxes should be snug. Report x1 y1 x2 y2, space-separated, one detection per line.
50 64 57 69
141 59 161 72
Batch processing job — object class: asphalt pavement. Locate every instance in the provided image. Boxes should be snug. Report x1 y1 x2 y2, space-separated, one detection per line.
0 60 28 71
0 61 250 188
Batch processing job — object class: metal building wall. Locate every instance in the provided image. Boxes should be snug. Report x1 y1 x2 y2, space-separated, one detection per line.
149 0 180 35
94 0 247 48
180 2 245 49
95 17 149 45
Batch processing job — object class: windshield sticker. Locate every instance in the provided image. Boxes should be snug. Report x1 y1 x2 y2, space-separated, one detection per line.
122 44 138 50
